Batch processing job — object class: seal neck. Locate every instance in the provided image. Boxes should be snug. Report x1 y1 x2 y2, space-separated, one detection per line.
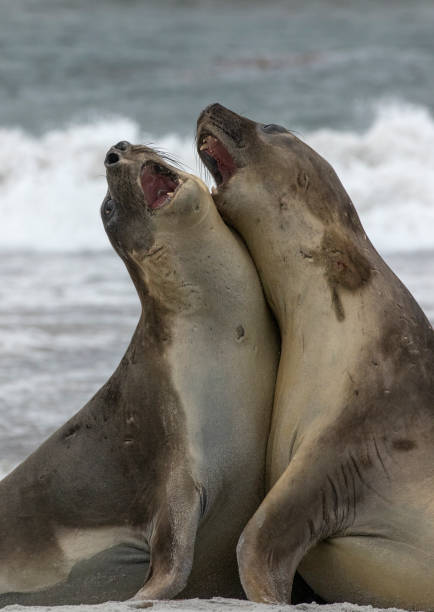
257 226 382 391
127 206 252 320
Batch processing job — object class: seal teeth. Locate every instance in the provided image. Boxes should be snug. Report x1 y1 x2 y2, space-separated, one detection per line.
200 135 218 151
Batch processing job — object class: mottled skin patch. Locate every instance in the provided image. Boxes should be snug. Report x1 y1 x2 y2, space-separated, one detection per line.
392 439 417 451
313 229 371 320
0 143 278 606
197 104 434 611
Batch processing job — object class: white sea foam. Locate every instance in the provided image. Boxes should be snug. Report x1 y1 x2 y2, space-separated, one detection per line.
0 119 199 252
0 101 433 253
306 101 434 253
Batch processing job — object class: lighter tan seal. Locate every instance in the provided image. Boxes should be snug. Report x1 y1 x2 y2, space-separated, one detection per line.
0 142 278 606
197 104 434 611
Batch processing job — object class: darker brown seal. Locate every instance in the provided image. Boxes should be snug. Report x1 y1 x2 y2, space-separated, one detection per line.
0 141 278 606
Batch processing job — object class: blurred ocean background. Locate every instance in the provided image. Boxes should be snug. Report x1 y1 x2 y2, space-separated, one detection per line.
0 0 433 482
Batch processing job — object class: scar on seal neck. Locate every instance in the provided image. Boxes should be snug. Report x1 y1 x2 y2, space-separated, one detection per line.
313 229 371 321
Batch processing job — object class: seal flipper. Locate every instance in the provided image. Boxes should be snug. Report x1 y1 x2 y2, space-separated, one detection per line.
236 439 352 604
131 473 202 602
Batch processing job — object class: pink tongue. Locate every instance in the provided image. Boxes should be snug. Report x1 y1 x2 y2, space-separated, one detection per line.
207 138 237 183
141 166 178 209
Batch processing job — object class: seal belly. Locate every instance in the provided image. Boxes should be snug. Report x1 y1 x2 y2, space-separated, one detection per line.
299 535 434 611
0 543 150 607
299 477 434 610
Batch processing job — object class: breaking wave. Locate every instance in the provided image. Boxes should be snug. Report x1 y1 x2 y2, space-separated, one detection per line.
1 101 433 253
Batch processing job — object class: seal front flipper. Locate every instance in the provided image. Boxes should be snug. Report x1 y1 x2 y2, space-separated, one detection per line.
237 438 352 604
131 471 201 601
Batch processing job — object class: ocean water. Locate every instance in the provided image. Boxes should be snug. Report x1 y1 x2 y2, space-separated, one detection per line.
0 1 433 610
1 102 434 253
2 0 434 134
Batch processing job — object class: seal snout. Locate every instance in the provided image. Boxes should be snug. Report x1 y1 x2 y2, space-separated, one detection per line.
197 102 227 126
104 141 131 167
197 104 247 188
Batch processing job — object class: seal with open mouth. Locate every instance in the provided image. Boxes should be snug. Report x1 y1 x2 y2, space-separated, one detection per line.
0 142 278 606
197 104 434 611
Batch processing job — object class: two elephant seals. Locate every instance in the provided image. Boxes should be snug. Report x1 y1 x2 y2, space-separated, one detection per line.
0 143 278 606
197 104 434 611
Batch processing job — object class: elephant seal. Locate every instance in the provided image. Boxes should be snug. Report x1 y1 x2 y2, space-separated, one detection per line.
0 142 278 606
197 104 434 611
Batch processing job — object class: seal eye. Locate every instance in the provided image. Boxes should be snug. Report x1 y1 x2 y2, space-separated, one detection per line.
262 124 288 134
101 198 115 219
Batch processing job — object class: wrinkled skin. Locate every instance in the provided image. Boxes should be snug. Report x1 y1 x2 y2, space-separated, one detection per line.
197 104 434 611
0 143 278 606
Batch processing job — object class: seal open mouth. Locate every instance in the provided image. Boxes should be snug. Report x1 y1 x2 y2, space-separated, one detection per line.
198 133 237 187
140 161 181 209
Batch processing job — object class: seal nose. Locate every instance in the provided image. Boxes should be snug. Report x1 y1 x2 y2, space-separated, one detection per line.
105 151 120 166
197 103 231 127
205 102 226 115
104 141 131 167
